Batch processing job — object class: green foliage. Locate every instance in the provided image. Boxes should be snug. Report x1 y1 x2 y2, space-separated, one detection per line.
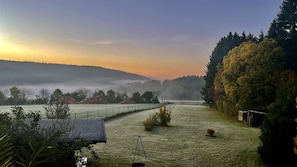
49 89 63 104
16 133 61 167
0 106 64 167
106 89 116 103
69 88 89 102
8 106 42 147
0 135 13 167
6 86 27 105
0 113 10 135
214 39 285 115
117 76 204 101
268 0 297 73
202 32 258 105
115 92 128 103
93 89 106 98
93 89 128 103
0 85 161 105
33 89 51 104
0 105 99 166
0 90 6 105
44 102 71 119
132 92 144 103
141 91 154 103
258 71 297 166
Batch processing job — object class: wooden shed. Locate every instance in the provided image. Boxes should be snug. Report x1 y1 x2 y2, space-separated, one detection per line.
238 110 267 127
238 110 248 123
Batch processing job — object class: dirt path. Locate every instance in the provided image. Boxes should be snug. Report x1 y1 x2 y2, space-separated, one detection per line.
92 105 264 167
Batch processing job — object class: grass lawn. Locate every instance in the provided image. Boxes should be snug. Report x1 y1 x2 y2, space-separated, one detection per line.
90 105 266 167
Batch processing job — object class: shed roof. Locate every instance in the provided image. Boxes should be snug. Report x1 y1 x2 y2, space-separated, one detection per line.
248 110 268 115
39 119 107 144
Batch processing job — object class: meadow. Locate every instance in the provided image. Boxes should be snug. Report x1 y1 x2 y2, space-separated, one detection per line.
0 104 266 166
91 105 266 167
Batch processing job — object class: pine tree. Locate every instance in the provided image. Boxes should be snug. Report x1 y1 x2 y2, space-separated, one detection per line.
258 71 297 166
268 0 297 73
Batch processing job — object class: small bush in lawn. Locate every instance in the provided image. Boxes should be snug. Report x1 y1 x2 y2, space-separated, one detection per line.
143 114 157 131
156 106 171 126
206 129 215 137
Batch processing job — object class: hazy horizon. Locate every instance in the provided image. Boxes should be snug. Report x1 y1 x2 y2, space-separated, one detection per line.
0 0 282 79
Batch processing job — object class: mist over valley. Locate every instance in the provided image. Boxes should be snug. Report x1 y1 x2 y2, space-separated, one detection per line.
0 60 204 100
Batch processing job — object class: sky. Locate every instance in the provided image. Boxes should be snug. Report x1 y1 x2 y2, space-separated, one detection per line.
0 0 283 79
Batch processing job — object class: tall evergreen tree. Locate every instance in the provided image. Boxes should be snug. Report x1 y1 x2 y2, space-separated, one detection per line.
268 0 297 73
258 71 297 166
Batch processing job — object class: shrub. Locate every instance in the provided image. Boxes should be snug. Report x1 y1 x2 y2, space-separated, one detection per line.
156 106 171 126
44 102 71 119
143 114 156 131
206 129 215 137
143 106 171 131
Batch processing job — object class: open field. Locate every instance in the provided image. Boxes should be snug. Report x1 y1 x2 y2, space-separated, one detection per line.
92 105 266 167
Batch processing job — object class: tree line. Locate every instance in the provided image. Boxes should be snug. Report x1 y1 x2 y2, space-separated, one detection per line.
116 75 205 100
0 86 159 105
202 0 297 166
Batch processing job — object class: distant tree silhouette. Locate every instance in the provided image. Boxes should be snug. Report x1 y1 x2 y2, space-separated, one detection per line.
268 0 297 73
106 90 116 103
50 89 63 104
141 91 154 103
132 92 143 103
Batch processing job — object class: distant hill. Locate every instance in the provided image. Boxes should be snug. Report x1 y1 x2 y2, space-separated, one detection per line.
0 60 150 91
0 60 205 100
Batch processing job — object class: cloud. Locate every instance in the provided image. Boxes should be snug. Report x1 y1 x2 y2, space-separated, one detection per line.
66 38 115 45
89 41 114 45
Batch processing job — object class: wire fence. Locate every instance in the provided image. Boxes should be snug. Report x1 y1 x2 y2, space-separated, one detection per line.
70 104 163 120
0 103 164 120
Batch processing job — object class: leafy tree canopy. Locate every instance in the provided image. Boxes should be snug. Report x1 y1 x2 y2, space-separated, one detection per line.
215 39 285 114
202 32 258 105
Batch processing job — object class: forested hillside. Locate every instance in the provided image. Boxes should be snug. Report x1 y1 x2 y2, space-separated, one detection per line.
0 60 149 86
0 60 204 101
